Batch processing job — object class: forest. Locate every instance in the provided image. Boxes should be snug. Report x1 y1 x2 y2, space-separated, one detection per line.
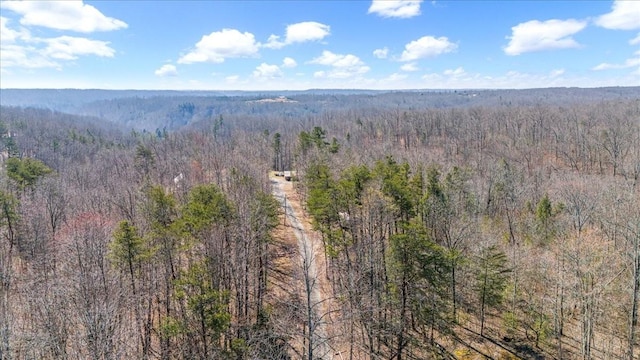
0 87 638 360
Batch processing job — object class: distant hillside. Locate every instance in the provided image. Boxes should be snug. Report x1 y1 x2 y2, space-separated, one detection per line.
1 87 638 131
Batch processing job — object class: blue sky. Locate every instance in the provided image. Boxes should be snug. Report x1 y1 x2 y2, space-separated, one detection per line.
1 0 638 90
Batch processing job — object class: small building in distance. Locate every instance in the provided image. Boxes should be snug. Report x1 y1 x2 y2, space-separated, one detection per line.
283 170 297 181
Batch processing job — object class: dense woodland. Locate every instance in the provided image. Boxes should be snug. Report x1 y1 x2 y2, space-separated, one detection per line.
1 87 637 130
0 87 638 359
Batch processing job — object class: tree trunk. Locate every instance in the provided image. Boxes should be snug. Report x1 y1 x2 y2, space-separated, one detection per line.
555 255 565 359
397 272 407 360
629 237 639 360
451 261 457 321
480 271 487 336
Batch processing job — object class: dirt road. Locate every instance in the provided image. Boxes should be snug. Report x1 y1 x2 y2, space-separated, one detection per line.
271 176 334 359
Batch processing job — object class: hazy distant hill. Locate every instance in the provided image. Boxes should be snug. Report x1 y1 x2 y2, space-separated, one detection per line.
1 87 638 131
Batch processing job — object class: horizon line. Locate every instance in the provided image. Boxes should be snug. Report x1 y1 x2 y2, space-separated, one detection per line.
2 85 638 92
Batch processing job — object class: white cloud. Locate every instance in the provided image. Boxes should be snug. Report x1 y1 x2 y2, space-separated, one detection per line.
286 21 330 44
225 75 240 84
0 16 29 43
1 7 121 72
42 36 115 60
325 69 370 79
282 57 297 68
630 33 640 45
419 67 474 85
400 62 419 71
309 50 370 78
1 18 115 70
504 19 587 56
264 35 283 49
178 29 260 64
253 63 283 79
155 64 178 77
264 21 330 49
373 47 389 59
400 35 457 61
310 51 363 67
595 0 640 30
417 68 600 89
1 17 32 71
368 0 423 18
443 67 465 77
0 0 127 33
0 43 60 69
592 55 640 71
383 73 408 82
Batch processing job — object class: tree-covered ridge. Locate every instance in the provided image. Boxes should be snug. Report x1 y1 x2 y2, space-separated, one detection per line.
2 87 639 131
